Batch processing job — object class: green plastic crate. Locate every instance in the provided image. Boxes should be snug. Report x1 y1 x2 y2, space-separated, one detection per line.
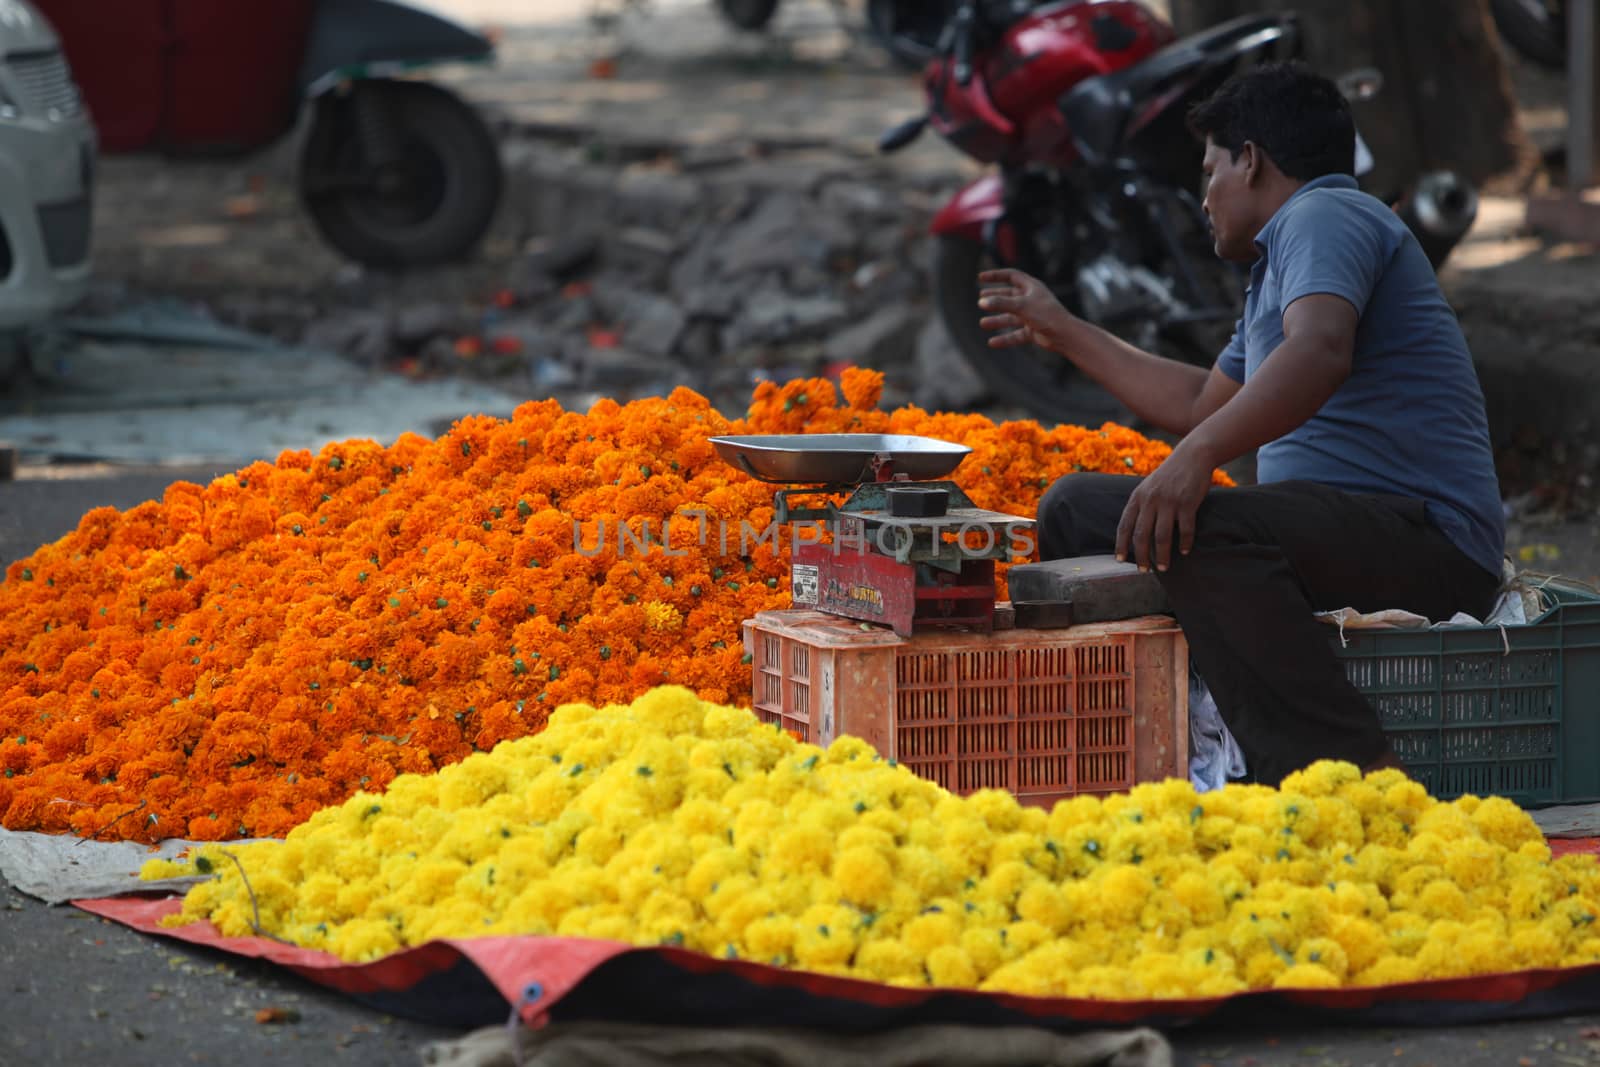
1331 576 1600 807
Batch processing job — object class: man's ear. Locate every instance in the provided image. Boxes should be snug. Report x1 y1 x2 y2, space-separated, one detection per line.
1240 141 1262 186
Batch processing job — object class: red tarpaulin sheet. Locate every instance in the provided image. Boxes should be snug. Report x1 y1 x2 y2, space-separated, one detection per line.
75 871 1600 1034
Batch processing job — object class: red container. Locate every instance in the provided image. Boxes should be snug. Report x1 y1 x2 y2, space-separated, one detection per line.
34 0 315 153
743 609 1189 806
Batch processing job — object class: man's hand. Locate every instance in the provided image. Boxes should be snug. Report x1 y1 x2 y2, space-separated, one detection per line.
1115 445 1217 572
978 269 1073 350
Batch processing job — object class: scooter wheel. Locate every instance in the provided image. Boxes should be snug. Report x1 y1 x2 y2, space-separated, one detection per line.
717 0 781 31
933 234 1132 429
300 80 503 269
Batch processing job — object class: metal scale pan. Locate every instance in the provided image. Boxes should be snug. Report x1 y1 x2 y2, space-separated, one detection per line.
707 434 972 484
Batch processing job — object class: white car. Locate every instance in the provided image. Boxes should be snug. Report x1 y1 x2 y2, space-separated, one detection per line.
0 0 92 331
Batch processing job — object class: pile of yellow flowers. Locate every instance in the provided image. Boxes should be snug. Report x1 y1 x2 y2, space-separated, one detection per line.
146 687 1600 998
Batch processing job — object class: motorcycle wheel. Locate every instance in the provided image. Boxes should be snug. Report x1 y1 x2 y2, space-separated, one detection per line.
716 0 781 31
1489 0 1566 69
300 80 503 269
934 234 1135 429
865 0 947 71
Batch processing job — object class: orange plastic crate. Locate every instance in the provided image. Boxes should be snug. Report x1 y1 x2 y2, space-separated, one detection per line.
743 609 1189 805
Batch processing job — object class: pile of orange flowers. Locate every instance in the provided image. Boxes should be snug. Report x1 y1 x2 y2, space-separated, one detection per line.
0 369 1223 843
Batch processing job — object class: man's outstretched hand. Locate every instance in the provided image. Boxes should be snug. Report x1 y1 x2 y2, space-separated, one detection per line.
1115 444 1216 572
978 269 1072 350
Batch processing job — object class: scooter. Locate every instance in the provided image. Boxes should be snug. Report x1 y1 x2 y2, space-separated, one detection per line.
36 0 504 269
878 1 1479 426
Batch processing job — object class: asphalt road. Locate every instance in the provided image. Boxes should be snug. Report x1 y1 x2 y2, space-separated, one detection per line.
6 465 1600 1067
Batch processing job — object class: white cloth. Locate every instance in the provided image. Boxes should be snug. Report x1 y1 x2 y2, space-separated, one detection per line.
1188 672 1246 793
1314 562 1550 648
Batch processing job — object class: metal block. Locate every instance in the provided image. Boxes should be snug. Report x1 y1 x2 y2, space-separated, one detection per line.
1006 554 1170 625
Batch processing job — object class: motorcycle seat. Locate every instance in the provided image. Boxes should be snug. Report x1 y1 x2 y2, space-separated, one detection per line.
1060 12 1300 166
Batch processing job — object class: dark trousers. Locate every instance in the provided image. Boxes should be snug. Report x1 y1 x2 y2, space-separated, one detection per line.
1038 474 1501 785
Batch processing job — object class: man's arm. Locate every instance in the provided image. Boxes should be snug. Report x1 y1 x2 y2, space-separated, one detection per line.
1113 293 1357 570
1043 314 1243 436
978 269 1235 436
1180 294 1356 471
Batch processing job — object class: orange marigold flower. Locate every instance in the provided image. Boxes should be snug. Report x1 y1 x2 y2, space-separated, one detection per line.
0 373 1221 844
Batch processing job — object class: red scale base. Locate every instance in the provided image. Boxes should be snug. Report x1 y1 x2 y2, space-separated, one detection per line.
791 541 996 637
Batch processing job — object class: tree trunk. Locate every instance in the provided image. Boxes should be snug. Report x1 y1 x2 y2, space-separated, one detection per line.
1169 0 1543 195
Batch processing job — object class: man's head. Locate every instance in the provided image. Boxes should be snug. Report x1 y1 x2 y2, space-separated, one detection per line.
1187 62 1356 263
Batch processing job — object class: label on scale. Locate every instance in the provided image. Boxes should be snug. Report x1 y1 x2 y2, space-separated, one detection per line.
791 564 820 605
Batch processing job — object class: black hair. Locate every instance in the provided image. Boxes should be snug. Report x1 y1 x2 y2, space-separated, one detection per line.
1186 61 1356 181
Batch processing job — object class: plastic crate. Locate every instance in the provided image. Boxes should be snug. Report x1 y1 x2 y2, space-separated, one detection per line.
1332 577 1600 806
743 610 1188 806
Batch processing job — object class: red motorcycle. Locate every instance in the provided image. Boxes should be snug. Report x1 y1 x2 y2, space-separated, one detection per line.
880 1 1300 424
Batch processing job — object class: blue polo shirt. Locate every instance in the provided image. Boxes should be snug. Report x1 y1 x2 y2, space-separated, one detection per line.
1217 174 1505 577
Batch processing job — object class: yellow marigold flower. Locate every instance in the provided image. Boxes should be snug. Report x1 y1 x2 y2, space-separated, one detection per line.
138 857 193 881
1353 956 1421 986
1519 838 1554 863
328 918 403 963
926 944 979 988
1014 883 1071 934
825 735 877 765
1383 910 1430 958
1453 927 1510 974
902 911 962 958
643 601 683 632
1068 965 1142 1000
981 860 1035 908
1002 919 1055 959
1328 914 1386 975
834 846 895 910
1415 803 1474 842
1274 962 1341 989
1046 794 1103 836
1171 870 1227 926
968 789 1024 834
1442 836 1503 892
1100 865 1155 926
768 823 833 878
1130 951 1191 998
1512 924 1565 969
684 846 749 901
793 904 860 969
629 684 701 733
955 925 1006 979
989 830 1045 869
1383 779 1432 825
743 915 798 964
1471 795 1542 851
1243 949 1291 988
1417 879 1470 922
1295 936 1349 978
1563 938 1600 967
854 938 922 985
1280 760 1362 798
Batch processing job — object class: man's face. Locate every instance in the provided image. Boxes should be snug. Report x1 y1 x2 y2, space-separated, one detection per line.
1201 138 1259 264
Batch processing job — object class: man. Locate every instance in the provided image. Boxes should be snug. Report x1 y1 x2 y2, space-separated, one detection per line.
976 62 1505 786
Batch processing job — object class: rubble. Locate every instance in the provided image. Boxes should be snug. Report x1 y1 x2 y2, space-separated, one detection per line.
333 137 962 411
94 129 998 417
